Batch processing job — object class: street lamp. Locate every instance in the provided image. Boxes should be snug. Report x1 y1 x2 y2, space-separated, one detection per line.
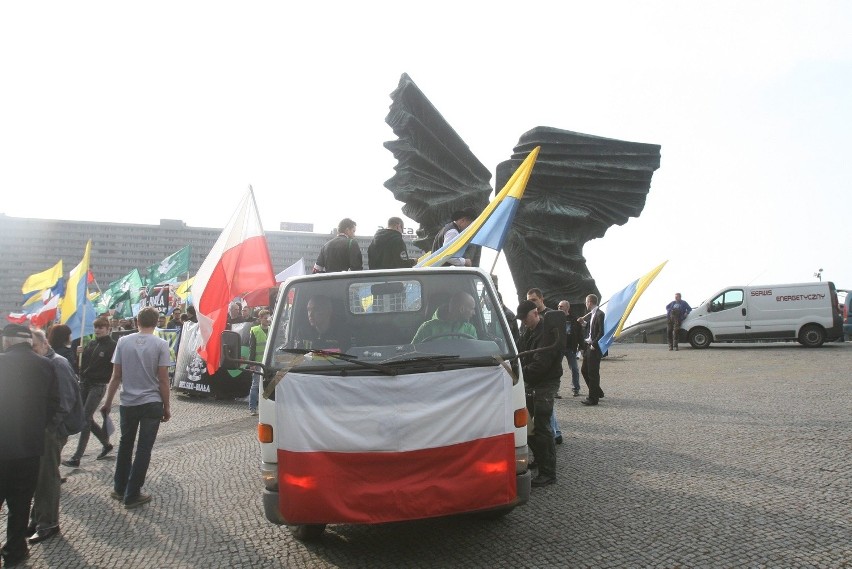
814 268 823 281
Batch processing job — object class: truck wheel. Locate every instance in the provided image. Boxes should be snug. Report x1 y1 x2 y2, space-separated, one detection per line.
688 328 712 349
289 524 326 541
798 324 825 348
472 506 514 520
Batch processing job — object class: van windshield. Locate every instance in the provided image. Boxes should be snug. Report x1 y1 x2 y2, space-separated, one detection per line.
268 272 514 373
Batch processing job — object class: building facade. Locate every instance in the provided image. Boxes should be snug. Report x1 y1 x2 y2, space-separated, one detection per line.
0 214 421 319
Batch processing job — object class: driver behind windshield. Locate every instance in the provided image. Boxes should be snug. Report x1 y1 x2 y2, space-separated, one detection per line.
412 291 478 343
294 295 349 352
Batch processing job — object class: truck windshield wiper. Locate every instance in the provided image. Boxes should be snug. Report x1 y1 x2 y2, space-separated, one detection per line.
278 348 397 376
384 354 501 370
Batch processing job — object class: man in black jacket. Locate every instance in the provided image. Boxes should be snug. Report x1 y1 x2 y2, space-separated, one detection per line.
517 300 563 487
0 324 59 566
313 218 362 273
367 217 416 270
63 317 116 467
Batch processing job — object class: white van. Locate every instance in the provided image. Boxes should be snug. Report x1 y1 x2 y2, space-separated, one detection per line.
225 267 533 540
682 282 844 349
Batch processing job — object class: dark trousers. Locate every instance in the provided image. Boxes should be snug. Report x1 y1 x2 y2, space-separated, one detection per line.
526 383 558 478
72 382 110 460
667 320 681 348
581 346 604 402
0 456 40 559
114 402 163 500
31 429 68 530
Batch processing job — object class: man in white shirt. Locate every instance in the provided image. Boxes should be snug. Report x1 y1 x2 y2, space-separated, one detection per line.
101 307 171 509
579 294 606 406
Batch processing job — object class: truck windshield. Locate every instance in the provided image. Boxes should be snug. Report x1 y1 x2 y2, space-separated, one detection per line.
268 272 514 372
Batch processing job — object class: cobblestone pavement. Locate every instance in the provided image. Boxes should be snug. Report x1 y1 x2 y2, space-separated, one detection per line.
3 343 850 568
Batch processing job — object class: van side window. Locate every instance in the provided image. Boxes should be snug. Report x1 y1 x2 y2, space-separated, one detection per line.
711 289 744 312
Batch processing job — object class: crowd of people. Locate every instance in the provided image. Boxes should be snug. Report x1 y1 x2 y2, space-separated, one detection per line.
1 210 691 564
0 307 172 565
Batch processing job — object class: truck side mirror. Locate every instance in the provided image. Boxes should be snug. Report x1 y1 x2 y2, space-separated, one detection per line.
220 330 242 369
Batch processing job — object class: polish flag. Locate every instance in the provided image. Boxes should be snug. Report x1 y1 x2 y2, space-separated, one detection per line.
276 366 517 524
30 295 60 328
194 189 274 374
6 312 32 324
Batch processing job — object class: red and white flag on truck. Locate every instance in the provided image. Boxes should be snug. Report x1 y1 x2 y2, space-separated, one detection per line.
276 366 517 524
194 188 274 374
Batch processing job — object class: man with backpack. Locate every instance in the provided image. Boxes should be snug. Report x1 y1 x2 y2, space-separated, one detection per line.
27 329 85 545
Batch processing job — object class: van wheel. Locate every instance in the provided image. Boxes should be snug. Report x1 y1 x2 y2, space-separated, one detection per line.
688 328 712 349
798 325 825 348
289 524 326 541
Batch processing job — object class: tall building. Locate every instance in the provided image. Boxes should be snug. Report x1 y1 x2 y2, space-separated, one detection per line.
0 214 421 320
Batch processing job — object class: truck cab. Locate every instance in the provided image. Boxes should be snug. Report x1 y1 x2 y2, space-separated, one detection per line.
242 267 531 540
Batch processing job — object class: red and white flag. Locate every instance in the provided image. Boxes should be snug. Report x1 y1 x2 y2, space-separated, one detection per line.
30 295 60 328
194 189 274 374
276 366 517 524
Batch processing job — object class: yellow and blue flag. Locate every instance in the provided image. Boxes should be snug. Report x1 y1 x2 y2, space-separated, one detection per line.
416 146 540 267
59 240 92 325
22 260 63 295
599 261 668 354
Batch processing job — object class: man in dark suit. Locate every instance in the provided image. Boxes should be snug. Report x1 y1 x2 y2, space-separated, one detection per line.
579 294 606 406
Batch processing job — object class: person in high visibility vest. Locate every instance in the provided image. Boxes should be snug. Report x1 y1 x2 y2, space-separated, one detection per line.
248 309 271 416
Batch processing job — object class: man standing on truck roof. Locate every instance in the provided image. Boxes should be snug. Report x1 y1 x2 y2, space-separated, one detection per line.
517 300 562 487
665 293 692 351
368 216 416 270
313 218 363 273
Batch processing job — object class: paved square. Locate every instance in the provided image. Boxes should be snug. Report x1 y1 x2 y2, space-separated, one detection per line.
4 342 850 568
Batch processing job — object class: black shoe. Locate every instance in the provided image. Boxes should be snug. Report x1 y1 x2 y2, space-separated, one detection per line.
531 475 556 487
61 458 80 467
581 398 598 406
110 490 124 501
2 550 31 566
572 390 580 397
28 526 60 544
96 444 114 460
555 435 563 445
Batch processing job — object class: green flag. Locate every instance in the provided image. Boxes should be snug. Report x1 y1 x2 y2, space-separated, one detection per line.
104 269 145 310
146 246 191 286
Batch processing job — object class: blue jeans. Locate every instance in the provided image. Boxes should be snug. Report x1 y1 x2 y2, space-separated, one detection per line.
114 402 163 499
564 350 580 392
550 412 562 439
249 373 260 411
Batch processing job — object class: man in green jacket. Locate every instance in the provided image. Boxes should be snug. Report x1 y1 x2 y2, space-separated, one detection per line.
412 292 477 343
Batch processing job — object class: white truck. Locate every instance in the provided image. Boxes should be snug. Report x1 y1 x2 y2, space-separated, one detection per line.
222 267 534 540
681 281 844 349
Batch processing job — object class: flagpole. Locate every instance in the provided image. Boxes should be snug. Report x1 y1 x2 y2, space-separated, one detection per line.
489 249 502 275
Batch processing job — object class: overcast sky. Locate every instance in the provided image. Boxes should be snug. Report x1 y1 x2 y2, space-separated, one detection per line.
2 1 850 326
